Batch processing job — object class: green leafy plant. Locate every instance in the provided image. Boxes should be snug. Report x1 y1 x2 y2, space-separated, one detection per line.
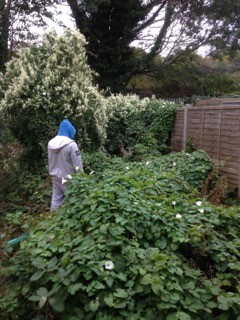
105 94 177 155
1 151 239 319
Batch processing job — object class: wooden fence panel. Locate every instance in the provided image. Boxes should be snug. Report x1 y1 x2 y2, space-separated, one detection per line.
172 105 240 197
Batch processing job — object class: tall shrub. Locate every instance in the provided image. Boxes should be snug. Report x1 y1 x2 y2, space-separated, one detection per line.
105 94 177 155
0 30 107 163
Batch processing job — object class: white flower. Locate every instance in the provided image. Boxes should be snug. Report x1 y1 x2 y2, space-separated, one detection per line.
105 261 114 270
90 171 95 175
67 174 72 179
75 166 79 171
172 201 177 206
134 202 138 205
196 201 202 206
62 178 67 184
173 162 176 166
199 208 204 214
156 203 161 206
176 213 182 219
126 166 129 170
146 161 150 165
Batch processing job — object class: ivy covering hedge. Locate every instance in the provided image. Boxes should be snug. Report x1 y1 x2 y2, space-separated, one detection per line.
1 151 240 319
105 94 177 155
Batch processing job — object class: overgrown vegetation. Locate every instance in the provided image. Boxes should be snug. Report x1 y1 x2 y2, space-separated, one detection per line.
0 30 107 163
0 27 239 320
105 94 177 155
1 150 240 319
0 30 178 165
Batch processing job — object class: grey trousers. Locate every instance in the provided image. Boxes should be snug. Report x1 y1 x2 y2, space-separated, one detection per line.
50 178 67 211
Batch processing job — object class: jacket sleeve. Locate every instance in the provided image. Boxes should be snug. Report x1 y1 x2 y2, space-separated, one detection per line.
69 142 84 172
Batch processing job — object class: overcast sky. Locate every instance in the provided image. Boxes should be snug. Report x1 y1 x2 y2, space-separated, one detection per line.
42 3 209 57
43 3 75 33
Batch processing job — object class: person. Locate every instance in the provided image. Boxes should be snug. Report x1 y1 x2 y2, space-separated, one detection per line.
48 119 83 210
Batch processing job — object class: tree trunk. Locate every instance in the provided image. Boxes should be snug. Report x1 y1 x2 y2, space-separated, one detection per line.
0 0 12 72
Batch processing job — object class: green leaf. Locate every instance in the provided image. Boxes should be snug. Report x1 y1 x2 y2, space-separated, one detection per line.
104 294 113 307
89 299 100 312
218 296 229 311
167 314 177 320
106 277 113 287
29 295 40 302
135 284 144 293
170 243 179 251
171 292 180 302
114 288 128 299
99 224 109 234
49 289 68 313
218 302 229 311
94 281 105 290
68 283 84 295
39 295 47 309
140 273 152 285
48 284 60 297
159 238 167 249
37 287 48 297
117 272 127 282
30 270 44 281
151 283 163 295
176 311 191 320
115 216 123 223
210 286 220 295
90 204 97 211
32 259 46 270
48 256 58 269
175 267 183 276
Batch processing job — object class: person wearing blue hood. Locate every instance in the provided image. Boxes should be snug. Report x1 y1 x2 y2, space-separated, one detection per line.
48 119 83 210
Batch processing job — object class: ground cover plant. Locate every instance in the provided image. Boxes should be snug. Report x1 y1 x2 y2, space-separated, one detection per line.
1 150 239 320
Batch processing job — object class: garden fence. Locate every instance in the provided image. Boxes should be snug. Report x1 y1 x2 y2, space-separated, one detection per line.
171 100 240 198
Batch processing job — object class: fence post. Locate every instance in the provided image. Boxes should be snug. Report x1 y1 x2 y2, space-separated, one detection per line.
238 154 240 200
217 107 223 161
183 104 189 148
200 108 204 148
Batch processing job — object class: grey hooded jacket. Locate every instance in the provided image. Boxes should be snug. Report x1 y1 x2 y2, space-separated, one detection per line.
48 136 83 180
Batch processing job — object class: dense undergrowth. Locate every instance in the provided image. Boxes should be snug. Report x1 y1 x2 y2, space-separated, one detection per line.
0 149 240 320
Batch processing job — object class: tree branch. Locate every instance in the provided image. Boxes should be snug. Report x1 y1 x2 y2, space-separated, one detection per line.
66 0 88 34
147 1 174 61
136 0 168 33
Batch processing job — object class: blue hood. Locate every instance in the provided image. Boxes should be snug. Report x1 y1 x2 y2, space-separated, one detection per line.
57 119 76 139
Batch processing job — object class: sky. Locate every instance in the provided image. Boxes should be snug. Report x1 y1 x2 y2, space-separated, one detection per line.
42 3 209 57
42 3 76 34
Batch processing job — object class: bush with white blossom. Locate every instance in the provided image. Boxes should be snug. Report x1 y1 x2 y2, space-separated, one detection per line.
0 30 107 161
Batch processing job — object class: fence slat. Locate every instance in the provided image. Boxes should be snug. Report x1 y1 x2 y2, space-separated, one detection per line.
172 102 240 197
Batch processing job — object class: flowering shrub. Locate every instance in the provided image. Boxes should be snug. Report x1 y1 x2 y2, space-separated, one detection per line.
0 30 178 165
105 94 177 154
0 30 107 161
1 151 239 319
